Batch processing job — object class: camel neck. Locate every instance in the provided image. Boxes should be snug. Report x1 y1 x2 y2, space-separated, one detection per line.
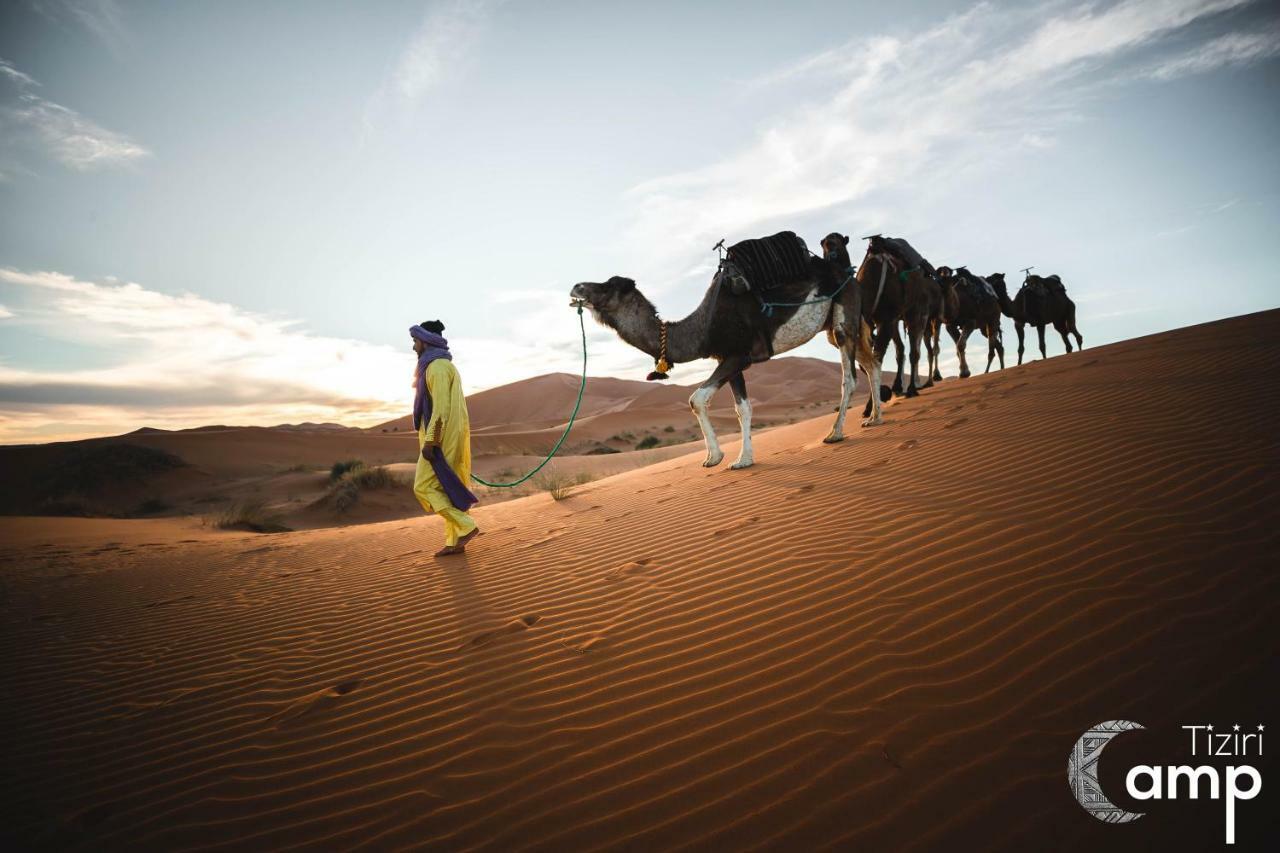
609 286 714 365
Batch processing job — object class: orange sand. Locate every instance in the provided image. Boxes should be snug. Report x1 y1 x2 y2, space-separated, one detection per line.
1 311 1277 849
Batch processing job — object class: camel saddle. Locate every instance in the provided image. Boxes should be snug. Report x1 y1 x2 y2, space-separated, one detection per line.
867 235 936 278
954 266 997 300
725 231 812 293
1023 274 1067 296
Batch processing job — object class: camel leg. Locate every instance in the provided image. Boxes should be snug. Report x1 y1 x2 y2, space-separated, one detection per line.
957 324 974 379
689 358 742 468
1037 324 1048 360
890 325 905 396
727 371 754 469
1069 307 1083 350
993 325 1005 371
984 327 998 373
905 318 924 397
930 321 943 383
1054 319 1073 353
824 342 857 443
863 320 895 419
1015 322 1026 365
857 330 884 427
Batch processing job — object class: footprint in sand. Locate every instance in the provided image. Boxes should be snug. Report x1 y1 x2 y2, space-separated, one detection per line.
793 483 816 494
712 516 761 537
897 439 919 451
606 558 652 580
464 614 541 649
144 594 196 609
944 417 969 429
270 678 363 727
530 528 566 546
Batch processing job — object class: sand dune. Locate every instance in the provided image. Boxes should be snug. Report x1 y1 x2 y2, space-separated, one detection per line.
0 357 848 525
2 311 1277 849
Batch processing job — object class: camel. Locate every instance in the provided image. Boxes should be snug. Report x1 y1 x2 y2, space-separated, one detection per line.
928 277 959 384
989 272 1083 364
569 234 885 470
821 234 943 403
936 266 1005 377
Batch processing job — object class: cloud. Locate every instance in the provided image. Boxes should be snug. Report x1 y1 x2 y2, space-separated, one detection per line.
0 269 415 442
1145 27 1280 79
28 0 131 57
363 0 494 135
623 0 1256 285
0 269 636 443
0 304 13 318
0 57 150 171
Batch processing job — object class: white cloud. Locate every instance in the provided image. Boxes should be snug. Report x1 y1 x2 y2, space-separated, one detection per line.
0 268 645 443
0 304 13 319
0 269 413 441
0 57 150 171
363 0 494 135
622 0 1256 285
28 0 131 57
1145 27 1280 79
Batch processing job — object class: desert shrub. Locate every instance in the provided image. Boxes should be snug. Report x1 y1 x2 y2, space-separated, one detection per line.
331 480 360 512
329 459 364 481
322 464 402 513
215 498 290 533
635 435 661 450
533 471 593 501
586 444 621 455
663 425 675 433
348 465 399 489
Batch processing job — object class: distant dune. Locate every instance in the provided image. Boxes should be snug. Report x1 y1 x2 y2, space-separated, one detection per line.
2 310 1276 849
0 356 848 525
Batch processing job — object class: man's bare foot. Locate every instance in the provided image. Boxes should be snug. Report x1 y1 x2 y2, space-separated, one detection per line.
434 545 463 557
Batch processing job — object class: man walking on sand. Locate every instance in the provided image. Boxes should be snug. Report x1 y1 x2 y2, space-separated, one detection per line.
410 320 480 557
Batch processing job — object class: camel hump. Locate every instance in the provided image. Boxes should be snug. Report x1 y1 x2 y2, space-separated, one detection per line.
726 231 812 291
867 235 936 278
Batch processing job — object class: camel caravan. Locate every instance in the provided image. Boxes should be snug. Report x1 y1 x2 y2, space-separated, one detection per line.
569 231 1082 470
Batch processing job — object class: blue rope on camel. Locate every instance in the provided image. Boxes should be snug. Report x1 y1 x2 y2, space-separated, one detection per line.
759 266 858 317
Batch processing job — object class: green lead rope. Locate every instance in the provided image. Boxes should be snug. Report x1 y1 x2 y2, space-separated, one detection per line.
470 304 588 488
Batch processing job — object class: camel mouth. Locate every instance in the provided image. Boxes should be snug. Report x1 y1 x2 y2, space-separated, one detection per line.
569 283 591 307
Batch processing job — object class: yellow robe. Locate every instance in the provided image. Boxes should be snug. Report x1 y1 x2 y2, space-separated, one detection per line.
413 358 476 546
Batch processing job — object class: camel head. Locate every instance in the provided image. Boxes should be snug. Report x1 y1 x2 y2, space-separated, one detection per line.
820 232 852 268
569 276 653 330
987 273 1009 300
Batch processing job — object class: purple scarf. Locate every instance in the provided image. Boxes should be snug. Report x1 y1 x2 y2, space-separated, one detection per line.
409 326 477 512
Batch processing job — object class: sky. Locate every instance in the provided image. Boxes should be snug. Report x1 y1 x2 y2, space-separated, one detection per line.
0 0 1277 444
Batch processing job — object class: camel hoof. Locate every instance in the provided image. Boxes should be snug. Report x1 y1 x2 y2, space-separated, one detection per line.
933 371 943 382
905 387 920 398
702 453 724 468
729 459 753 470
822 434 844 444
862 416 883 428
959 369 971 379
879 385 893 402
921 380 934 389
